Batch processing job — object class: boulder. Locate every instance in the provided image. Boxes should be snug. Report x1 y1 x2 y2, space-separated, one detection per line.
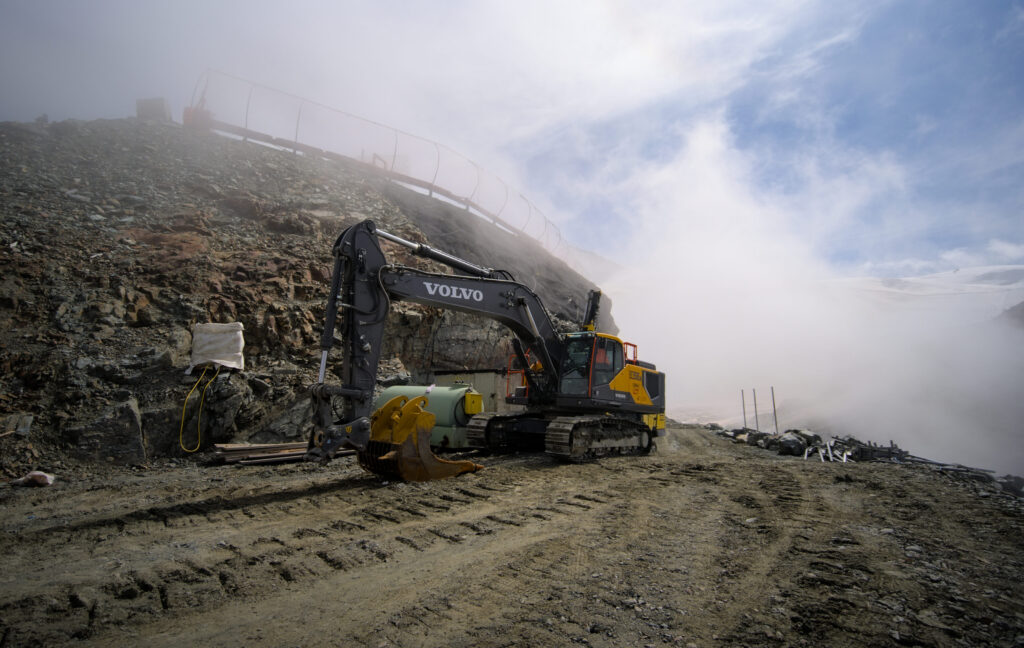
247 398 313 444
777 431 808 456
64 398 146 463
789 428 822 446
745 430 769 446
3 413 34 438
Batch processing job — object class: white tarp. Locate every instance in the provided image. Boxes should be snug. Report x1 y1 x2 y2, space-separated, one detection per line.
190 322 245 371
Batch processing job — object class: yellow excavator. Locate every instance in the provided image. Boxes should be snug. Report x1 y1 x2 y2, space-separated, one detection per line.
307 220 666 480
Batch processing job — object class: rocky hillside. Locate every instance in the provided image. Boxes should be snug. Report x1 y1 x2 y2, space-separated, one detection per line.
0 118 606 474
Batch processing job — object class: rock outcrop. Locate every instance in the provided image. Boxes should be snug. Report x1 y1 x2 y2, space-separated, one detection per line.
0 118 607 471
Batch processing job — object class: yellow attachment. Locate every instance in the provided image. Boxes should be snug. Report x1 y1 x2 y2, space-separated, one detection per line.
370 395 432 445
360 395 483 481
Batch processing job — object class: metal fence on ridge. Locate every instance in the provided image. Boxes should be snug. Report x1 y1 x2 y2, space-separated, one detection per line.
186 69 567 256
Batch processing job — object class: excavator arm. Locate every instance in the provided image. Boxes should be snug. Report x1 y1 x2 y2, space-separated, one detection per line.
309 220 565 472
378 266 563 393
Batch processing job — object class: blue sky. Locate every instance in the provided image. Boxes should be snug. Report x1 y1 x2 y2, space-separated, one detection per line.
1 0 1021 277
507 1 1024 275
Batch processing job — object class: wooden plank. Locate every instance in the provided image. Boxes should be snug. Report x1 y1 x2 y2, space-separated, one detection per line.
222 451 304 464
237 449 356 466
214 442 307 451
239 453 307 466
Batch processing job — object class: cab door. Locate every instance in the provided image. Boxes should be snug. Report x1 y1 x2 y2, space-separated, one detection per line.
591 336 623 387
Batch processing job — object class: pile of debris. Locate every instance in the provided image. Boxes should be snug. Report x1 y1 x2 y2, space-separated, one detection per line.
712 425 1024 498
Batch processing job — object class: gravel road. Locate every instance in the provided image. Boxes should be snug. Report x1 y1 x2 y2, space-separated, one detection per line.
1 424 1022 647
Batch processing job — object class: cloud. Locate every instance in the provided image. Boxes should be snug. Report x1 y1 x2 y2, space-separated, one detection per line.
855 238 1024 277
853 257 943 277
601 116 1024 474
604 116 844 415
940 247 987 270
932 239 1024 271
989 239 1024 261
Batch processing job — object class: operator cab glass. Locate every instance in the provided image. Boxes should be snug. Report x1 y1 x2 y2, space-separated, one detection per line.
560 333 593 395
591 335 623 386
559 333 624 395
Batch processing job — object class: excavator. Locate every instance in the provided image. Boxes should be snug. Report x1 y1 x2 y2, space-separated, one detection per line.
306 220 666 480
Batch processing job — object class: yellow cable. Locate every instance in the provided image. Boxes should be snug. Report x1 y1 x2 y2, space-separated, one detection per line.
196 364 222 448
179 366 208 453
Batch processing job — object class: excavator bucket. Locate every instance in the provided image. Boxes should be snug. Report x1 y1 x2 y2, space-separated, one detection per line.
357 395 483 481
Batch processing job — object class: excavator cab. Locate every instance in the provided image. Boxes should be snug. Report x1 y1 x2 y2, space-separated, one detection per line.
559 332 623 396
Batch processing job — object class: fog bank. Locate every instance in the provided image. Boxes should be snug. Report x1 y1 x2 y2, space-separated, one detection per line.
605 120 1024 475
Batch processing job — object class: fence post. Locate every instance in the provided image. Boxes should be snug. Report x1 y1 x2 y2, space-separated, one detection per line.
771 386 779 435
429 143 440 197
293 101 304 154
390 131 398 172
467 160 481 209
741 389 747 429
495 181 509 219
753 388 760 432
243 86 253 141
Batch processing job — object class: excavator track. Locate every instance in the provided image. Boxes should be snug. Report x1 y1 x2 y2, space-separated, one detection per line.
545 415 653 463
467 412 519 452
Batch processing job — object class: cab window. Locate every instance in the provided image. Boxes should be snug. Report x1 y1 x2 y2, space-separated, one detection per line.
592 337 622 386
559 335 593 395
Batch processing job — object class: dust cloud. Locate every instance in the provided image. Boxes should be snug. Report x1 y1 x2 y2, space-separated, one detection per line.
602 120 1024 475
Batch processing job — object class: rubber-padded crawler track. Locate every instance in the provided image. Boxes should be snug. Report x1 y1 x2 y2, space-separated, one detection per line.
545 415 653 463
467 412 519 452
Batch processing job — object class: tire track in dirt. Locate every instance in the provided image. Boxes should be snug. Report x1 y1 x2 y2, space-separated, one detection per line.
0 454 640 645
76 457 677 647
4 429 1022 647
693 461 828 644
302 457 734 648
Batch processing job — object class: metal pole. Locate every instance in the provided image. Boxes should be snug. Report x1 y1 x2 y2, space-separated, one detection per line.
771 386 779 435
466 161 481 209
521 195 534 233
741 390 747 429
293 101 304 154
390 131 398 172
243 86 254 141
428 143 440 197
753 388 760 432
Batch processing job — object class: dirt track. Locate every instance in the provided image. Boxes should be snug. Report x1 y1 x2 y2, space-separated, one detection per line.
1 424 1022 647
